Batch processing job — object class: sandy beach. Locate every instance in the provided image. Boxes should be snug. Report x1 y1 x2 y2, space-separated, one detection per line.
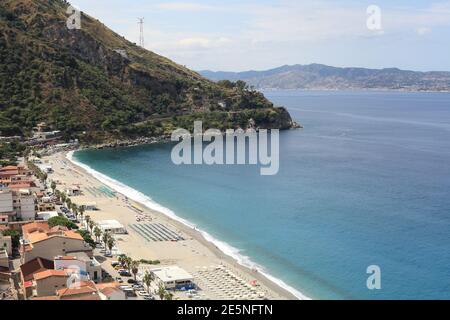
42 151 299 300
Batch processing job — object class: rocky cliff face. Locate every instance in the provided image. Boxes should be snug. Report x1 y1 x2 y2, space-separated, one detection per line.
0 0 296 142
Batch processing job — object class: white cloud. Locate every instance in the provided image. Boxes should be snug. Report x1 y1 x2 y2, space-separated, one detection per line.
416 27 432 36
178 37 211 48
170 36 232 50
156 2 217 12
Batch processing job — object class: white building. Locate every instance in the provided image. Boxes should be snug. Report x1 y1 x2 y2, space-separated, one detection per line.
72 200 97 211
36 162 53 174
14 189 36 221
36 211 59 221
0 249 8 269
151 266 195 290
0 215 8 224
54 253 102 282
0 190 13 217
97 220 127 234
0 234 12 256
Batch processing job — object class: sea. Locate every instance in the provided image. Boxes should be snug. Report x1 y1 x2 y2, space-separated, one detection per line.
72 90 450 300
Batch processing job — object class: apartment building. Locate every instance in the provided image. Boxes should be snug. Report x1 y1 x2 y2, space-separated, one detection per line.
21 222 92 263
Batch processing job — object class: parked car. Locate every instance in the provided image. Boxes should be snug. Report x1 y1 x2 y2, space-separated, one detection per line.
118 270 131 276
127 279 137 284
115 277 123 283
124 290 137 298
137 291 149 296
143 295 155 300
111 261 120 266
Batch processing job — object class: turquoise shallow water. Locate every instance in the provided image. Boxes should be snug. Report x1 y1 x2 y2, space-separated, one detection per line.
74 91 450 299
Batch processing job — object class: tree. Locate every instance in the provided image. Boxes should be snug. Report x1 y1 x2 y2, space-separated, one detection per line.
102 232 110 251
50 181 56 193
76 229 96 248
130 260 140 281
107 236 115 255
48 216 78 230
1 230 20 250
85 215 91 231
143 271 154 294
157 284 166 300
79 206 85 221
122 256 132 272
118 254 127 268
93 226 102 242
164 292 173 300
71 204 78 219
88 220 95 234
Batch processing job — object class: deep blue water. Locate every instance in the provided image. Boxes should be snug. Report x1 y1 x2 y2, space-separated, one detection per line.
75 91 450 299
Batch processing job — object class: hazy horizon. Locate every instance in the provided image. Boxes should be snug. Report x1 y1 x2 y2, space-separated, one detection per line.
197 63 450 73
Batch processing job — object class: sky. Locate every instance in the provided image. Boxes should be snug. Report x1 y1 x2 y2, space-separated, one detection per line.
70 0 450 72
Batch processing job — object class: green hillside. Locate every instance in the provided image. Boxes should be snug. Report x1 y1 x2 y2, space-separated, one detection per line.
0 0 295 143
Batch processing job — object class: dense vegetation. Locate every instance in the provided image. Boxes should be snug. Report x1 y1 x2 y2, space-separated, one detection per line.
0 0 294 144
1 229 20 250
0 141 25 165
76 229 96 248
48 216 78 230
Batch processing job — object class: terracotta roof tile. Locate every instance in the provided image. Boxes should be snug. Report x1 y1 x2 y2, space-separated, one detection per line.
34 269 68 281
20 257 54 281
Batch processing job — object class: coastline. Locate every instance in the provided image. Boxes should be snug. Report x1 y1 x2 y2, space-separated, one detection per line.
47 149 310 300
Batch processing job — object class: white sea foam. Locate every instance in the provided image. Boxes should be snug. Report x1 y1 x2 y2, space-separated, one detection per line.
67 150 311 300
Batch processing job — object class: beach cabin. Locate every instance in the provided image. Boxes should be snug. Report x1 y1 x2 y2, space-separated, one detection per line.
81 202 98 211
151 266 195 290
65 186 81 197
97 220 127 235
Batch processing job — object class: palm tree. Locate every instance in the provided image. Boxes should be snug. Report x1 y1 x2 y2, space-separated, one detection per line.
118 254 127 268
102 232 110 251
93 226 102 243
124 256 132 272
88 220 95 234
164 292 173 300
143 271 154 294
107 236 115 255
66 197 71 208
50 181 56 194
71 204 78 218
79 206 85 222
130 260 140 281
157 284 166 300
85 215 91 231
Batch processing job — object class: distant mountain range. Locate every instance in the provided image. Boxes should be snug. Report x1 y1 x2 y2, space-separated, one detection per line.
199 64 450 92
